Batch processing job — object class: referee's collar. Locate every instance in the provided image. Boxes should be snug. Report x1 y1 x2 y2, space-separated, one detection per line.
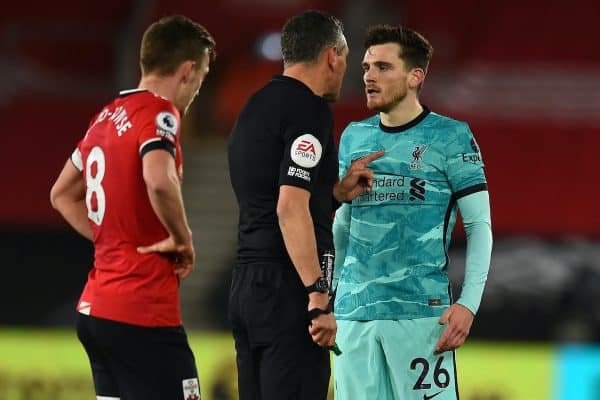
271 75 316 96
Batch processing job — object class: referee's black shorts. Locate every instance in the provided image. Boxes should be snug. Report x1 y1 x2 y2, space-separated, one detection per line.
229 261 330 400
76 313 200 400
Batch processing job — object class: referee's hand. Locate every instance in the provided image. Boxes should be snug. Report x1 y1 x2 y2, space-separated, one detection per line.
308 293 337 348
334 150 385 203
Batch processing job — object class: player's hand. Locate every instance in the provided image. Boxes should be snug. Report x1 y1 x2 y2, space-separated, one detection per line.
137 236 196 279
334 150 385 202
307 292 337 347
434 303 474 355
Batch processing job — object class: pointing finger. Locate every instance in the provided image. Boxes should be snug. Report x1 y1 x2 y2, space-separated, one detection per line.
435 329 450 354
356 150 384 166
438 308 451 325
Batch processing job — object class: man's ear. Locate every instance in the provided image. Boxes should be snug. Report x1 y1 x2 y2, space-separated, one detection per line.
409 68 426 90
178 60 195 84
326 46 338 71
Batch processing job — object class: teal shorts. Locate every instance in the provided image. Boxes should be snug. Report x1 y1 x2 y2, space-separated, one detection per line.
334 318 458 400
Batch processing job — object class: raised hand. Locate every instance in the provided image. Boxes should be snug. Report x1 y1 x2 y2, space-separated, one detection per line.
334 150 385 203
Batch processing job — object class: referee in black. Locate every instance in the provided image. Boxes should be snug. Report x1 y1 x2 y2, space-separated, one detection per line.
228 10 383 400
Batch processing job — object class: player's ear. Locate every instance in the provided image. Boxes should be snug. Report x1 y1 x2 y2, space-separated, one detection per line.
408 68 425 90
178 60 196 84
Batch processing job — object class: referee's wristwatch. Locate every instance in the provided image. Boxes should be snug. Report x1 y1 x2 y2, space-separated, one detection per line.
306 276 329 294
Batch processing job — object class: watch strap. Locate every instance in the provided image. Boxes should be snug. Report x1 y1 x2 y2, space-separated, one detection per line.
307 303 333 321
305 276 328 294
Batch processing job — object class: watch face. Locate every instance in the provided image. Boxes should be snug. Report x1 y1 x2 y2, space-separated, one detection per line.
306 277 330 294
317 278 329 292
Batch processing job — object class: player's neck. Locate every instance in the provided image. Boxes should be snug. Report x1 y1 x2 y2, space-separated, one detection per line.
380 97 423 127
138 76 177 104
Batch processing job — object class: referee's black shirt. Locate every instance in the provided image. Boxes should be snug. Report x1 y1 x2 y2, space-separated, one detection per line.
228 75 338 264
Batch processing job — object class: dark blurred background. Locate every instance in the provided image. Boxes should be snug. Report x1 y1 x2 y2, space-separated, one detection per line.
1 0 599 345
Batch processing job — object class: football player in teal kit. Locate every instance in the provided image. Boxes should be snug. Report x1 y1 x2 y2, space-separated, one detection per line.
333 25 492 400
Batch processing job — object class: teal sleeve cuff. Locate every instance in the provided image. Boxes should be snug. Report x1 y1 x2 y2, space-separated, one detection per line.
332 203 351 287
455 190 493 314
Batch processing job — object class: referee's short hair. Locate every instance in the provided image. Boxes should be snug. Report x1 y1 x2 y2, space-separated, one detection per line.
140 15 216 76
281 10 345 68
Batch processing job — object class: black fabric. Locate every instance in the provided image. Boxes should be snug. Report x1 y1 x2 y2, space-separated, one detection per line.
228 261 330 400
228 75 338 263
76 314 199 400
379 106 431 133
140 139 176 158
453 183 488 200
307 305 332 321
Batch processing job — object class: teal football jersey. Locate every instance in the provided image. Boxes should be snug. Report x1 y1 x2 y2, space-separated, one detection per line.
334 108 487 320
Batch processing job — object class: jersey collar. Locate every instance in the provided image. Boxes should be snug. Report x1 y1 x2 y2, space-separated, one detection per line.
379 106 431 133
118 88 149 98
271 75 316 97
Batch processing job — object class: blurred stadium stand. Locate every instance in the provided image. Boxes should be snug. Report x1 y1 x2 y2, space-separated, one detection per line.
1 0 598 342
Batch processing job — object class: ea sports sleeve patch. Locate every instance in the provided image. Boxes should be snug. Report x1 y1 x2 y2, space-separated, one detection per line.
279 99 333 191
280 132 324 189
290 134 323 168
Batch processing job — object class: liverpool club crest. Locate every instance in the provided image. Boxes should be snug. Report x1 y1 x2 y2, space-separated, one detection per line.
410 144 429 170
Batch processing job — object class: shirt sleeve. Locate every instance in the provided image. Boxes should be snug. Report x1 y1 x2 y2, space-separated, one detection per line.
278 101 333 191
337 125 352 179
455 190 493 314
446 122 487 195
332 125 354 287
332 202 351 289
70 113 98 172
70 143 84 172
138 104 181 159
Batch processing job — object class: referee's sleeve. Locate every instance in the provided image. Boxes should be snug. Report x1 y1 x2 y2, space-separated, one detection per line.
278 102 333 191
455 190 493 314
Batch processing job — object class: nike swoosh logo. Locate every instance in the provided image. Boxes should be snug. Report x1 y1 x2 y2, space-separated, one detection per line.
423 391 443 400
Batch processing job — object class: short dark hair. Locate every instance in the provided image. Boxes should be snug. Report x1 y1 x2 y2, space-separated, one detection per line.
281 10 345 68
140 15 216 76
364 24 433 72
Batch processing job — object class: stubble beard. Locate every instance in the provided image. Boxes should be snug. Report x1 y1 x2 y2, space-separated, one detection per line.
367 89 407 113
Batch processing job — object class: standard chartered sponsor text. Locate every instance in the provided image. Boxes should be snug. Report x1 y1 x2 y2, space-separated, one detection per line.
359 190 405 202
372 176 405 188
358 175 406 202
